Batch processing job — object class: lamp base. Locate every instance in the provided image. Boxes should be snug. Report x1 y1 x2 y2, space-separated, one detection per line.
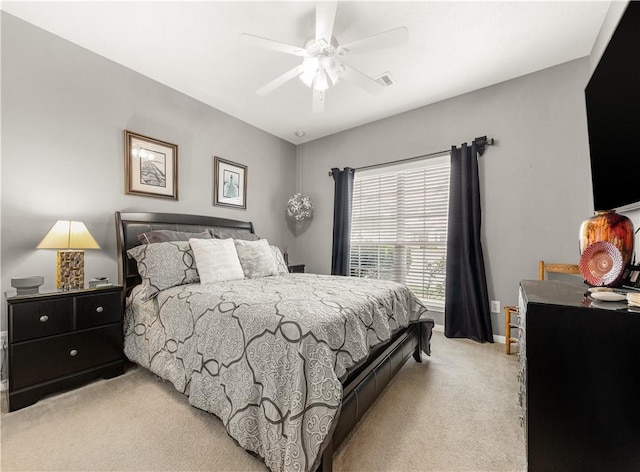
57 250 85 290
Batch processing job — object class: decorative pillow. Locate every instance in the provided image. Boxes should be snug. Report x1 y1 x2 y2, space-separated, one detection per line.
189 238 245 284
127 241 199 299
137 229 211 244
234 239 279 278
210 228 260 241
270 246 289 275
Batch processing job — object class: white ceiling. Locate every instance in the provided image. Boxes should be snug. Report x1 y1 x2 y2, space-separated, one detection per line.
2 1 611 144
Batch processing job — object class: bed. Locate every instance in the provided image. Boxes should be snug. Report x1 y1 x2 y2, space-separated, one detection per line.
116 211 434 472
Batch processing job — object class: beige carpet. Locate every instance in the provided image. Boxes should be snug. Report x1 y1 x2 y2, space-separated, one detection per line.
0 331 526 471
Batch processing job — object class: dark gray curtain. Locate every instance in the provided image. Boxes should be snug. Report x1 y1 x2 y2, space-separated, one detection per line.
331 167 355 276
444 139 493 342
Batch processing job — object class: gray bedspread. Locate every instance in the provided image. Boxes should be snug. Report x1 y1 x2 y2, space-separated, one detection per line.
124 273 430 472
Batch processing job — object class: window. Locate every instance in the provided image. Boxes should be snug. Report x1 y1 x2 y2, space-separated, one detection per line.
349 154 450 309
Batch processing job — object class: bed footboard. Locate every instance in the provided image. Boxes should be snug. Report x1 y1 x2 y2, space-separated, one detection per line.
318 319 433 472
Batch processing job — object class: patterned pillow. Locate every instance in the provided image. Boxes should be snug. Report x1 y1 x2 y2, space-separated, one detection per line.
137 229 211 244
189 238 245 284
270 246 289 275
234 239 279 278
127 241 199 299
210 228 260 241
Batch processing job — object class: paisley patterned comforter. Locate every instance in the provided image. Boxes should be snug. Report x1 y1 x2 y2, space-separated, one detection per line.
124 273 429 472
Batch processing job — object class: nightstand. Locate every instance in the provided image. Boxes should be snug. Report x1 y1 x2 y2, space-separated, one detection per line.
288 264 305 273
6 286 125 411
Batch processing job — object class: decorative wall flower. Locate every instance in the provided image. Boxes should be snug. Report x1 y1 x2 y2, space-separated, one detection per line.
287 193 313 221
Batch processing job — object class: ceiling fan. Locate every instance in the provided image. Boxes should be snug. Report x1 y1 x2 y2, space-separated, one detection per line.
239 2 409 113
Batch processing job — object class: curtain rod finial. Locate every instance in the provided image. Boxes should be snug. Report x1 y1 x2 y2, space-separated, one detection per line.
474 136 496 156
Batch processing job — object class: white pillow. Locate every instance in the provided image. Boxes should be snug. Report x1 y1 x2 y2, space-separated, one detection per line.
189 238 244 284
234 239 279 278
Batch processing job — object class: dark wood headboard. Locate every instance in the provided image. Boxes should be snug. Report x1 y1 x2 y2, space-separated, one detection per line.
115 211 255 295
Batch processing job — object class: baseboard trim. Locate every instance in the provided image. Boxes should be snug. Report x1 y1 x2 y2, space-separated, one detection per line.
494 334 506 344
433 323 506 344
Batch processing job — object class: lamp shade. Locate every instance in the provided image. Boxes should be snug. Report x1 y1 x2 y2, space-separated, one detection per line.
37 220 100 249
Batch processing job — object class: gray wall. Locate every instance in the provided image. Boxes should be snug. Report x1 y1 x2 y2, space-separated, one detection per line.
0 13 297 330
293 58 594 335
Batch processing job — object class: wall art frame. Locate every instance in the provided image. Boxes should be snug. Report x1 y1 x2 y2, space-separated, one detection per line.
213 156 247 210
124 130 178 200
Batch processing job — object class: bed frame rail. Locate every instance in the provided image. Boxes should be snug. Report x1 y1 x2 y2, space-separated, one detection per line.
317 321 428 471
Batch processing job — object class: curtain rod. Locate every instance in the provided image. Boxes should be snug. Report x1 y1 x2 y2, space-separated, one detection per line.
327 137 495 176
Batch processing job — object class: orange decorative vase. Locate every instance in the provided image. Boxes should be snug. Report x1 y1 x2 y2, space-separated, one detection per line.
579 210 634 286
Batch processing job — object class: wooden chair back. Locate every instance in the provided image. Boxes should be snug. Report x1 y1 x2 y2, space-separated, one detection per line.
538 260 580 280
506 260 581 355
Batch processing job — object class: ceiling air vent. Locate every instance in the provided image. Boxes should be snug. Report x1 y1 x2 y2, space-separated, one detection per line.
374 72 396 87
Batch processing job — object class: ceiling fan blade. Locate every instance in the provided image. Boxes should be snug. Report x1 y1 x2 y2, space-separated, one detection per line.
239 33 306 56
342 64 384 95
315 1 338 44
337 27 409 57
312 88 325 113
256 65 304 96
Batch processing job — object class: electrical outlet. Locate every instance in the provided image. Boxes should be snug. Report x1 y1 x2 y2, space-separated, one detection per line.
491 300 501 313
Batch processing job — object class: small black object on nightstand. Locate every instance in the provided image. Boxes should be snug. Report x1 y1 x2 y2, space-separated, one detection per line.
5 285 125 411
287 264 305 273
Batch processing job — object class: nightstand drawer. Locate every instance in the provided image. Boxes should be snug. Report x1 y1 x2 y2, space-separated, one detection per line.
288 264 305 273
10 298 73 343
10 324 123 390
76 291 122 329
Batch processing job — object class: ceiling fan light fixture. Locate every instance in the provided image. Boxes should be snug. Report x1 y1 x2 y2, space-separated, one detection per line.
300 57 320 87
322 56 342 85
242 3 409 113
300 73 314 88
314 70 329 91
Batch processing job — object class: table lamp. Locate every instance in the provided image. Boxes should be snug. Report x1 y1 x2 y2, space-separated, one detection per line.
37 220 100 290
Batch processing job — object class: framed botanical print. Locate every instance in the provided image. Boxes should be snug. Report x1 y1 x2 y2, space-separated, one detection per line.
124 130 178 200
214 156 247 210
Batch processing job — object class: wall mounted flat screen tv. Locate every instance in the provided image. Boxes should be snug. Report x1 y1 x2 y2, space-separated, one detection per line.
585 1 640 212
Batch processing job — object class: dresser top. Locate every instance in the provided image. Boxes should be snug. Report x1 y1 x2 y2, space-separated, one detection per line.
5 285 122 302
520 279 639 313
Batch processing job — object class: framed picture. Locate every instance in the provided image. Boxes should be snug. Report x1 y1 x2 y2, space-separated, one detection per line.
124 130 178 200
214 156 247 210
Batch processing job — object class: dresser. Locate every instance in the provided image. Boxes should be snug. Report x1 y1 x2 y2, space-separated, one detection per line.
6 286 125 411
518 280 640 471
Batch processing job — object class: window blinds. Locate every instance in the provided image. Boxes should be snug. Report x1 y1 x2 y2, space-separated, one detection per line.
349 154 450 307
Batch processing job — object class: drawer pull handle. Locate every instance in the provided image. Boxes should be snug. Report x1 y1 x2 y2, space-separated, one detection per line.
69 349 78 357
40 315 49 323
95 306 104 313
